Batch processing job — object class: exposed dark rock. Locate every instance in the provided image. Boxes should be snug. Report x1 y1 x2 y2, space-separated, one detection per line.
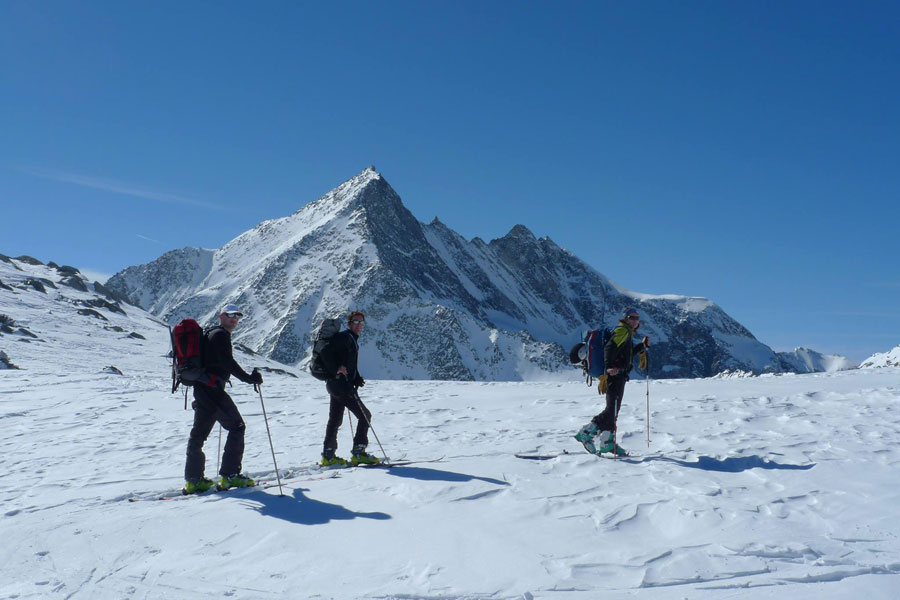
14 255 44 266
47 261 60 269
0 351 19 370
93 281 134 306
80 298 127 316
57 265 81 277
77 308 108 321
103 365 123 375
61 277 89 292
24 279 47 293
258 366 298 378
127 331 146 340
17 327 38 338
0 279 12 291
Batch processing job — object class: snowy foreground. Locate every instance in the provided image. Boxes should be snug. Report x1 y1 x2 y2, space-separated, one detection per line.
3 325 900 600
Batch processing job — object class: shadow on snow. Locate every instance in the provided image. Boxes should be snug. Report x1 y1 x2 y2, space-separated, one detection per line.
382 465 509 486
240 487 391 525
636 455 815 472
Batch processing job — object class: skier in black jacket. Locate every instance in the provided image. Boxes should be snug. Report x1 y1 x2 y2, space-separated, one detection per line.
574 307 649 456
319 311 379 466
183 304 263 494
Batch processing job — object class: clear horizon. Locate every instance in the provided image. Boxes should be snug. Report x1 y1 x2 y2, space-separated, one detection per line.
2 1 898 361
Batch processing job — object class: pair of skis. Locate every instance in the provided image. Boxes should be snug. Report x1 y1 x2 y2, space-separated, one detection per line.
127 457 445 502
321 456 444 470
515 449 647 461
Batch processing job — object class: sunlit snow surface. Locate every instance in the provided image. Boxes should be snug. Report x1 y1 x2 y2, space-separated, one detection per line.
2 259 899 599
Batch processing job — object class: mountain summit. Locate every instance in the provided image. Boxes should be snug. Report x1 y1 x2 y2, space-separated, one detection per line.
107 168 835 380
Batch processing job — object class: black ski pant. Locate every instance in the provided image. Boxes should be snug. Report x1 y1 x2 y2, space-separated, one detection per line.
323 384 370 455
591 373 627 433
184 384 245 480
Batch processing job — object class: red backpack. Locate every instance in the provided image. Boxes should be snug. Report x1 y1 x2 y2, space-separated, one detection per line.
170 319 211 393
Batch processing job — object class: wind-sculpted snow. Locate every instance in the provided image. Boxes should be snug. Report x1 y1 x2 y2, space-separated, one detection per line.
0 273 898 598
103 167 851 379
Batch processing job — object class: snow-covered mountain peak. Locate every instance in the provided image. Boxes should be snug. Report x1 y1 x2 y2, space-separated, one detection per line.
104 170 855 380
297 166 387 216
860 344 900 368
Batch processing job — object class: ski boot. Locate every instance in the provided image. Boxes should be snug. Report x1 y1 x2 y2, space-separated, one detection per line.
218 473 255 490
183 476 215 495
574 422 599 454
595 430 628 456
350 445 381 466
321 449 348 467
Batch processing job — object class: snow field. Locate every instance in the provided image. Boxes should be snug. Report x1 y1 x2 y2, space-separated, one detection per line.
3 360 900 599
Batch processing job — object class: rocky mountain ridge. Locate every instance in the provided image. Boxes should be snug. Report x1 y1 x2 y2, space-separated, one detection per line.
104 168 853 380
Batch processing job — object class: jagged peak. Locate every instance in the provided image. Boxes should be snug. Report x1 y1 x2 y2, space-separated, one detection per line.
293 167 386 216
489 224 538 247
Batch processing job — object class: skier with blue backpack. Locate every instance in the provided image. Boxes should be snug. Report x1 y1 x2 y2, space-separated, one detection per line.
574 307 649 456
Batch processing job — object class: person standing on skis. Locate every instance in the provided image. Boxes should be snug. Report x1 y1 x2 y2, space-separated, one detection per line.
183 304 263 494
319 311 380 466
575 307 649 456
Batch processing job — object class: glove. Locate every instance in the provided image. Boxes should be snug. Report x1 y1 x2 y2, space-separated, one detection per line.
355 375 365 388
249 368 263 385
598 373 608 394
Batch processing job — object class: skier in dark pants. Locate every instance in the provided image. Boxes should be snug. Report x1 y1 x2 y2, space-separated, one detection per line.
575 307 649 456
320 311 380 466
183 304 263 493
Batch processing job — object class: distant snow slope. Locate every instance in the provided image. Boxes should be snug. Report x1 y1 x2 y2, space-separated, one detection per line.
104 168 853 380
860 344 900 368
2 254 899 599
777 346 860 372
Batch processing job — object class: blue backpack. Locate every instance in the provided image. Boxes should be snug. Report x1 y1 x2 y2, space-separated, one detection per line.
569 327 612 380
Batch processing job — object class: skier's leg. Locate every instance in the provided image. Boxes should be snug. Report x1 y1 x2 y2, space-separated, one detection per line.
215 390 246 476
322 395 345 456
185 387 218 480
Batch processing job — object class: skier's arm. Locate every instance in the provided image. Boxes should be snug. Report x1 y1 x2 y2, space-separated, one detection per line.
213 333 253 383
321 334 348 378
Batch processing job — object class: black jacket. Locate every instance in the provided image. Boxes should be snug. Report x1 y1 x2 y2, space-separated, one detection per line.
322 330 364 389
204 326 253 384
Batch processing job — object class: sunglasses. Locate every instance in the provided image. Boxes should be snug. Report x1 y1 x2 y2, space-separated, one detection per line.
626 315 640 320
224 312 242 318
351 319 365 325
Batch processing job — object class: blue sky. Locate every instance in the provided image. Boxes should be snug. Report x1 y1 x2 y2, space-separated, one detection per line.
2 1 898 361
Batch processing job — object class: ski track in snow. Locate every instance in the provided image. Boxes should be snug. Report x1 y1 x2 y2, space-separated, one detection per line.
2 263 900 598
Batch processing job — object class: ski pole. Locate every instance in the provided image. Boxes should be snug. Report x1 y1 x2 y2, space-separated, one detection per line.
347 408 355 448
255 383 284 496
354 391 389 463
216 424 222 475
645 350 651 447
